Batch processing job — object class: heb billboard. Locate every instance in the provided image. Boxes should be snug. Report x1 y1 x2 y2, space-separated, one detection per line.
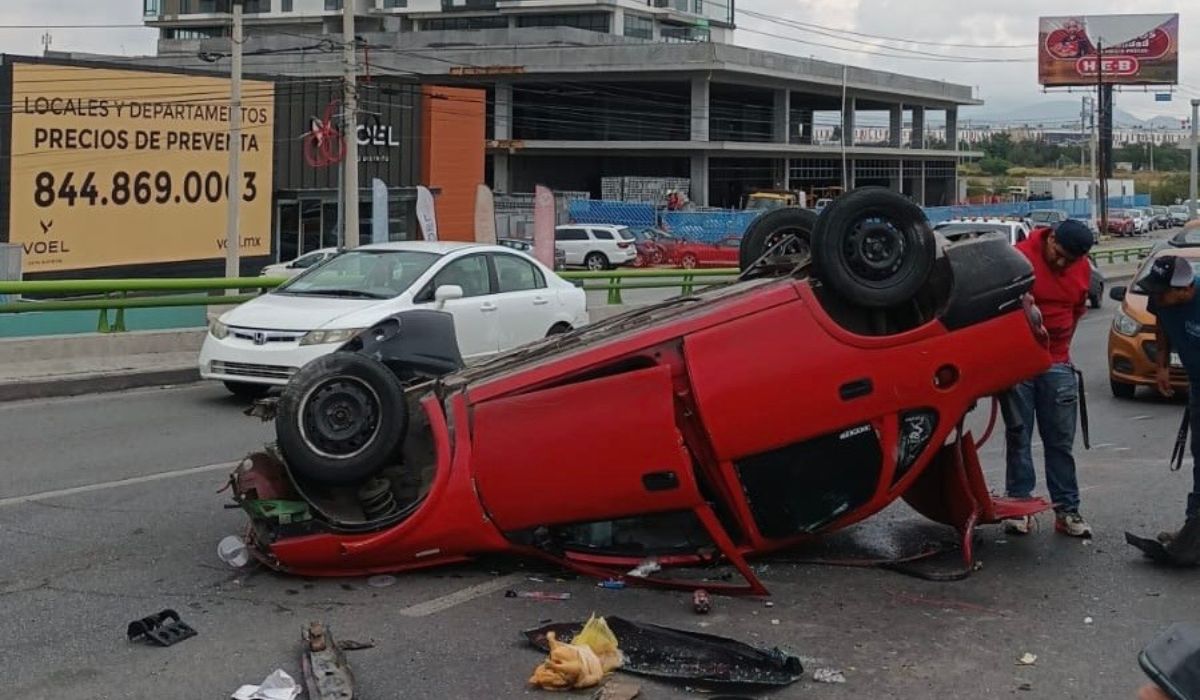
3 60 274 272
1038 14 1179 87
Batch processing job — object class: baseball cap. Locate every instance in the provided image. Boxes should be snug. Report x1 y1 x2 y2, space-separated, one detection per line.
1052 219 1095 256
1134 255 1195 295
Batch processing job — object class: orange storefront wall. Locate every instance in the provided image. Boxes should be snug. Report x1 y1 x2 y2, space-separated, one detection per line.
421 85 486 242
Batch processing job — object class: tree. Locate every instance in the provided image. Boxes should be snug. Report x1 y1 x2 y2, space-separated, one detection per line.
979 157 1012 176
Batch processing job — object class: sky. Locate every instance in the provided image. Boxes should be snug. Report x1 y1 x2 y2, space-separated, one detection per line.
0 1 1194 123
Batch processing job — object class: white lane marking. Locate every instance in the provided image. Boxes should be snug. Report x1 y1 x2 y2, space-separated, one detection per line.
399 574 523 617
0 461 237 509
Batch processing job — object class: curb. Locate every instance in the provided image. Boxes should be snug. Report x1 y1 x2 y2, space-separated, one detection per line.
0 367 200 403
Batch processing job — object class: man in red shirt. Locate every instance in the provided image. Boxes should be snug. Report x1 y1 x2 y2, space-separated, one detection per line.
1004 219 1096 537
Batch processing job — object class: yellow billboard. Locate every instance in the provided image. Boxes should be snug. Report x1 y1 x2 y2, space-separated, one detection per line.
8 62 274 271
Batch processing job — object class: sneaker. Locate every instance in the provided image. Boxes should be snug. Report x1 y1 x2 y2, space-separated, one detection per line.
1165 518 1200 566
1004 516 1034 535
1055 512 1094 538
1157 530 1177 545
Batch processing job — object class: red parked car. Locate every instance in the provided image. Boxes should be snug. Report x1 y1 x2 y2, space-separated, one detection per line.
672 236 742 268
227 188 1053 595
630 227 681 267
1106 210 1136 237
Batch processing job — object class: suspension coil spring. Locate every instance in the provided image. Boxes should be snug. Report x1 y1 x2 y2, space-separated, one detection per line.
358 477 399 520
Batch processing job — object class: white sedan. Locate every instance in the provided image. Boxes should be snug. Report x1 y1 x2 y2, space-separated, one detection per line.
200 241 588 398
259 247 340 279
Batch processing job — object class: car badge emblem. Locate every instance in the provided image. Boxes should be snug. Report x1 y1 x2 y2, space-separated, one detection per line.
253 331 267 345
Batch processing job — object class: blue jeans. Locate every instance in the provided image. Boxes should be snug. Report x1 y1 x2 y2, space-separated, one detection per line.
1005 363 1081 513
1188 385 1200 519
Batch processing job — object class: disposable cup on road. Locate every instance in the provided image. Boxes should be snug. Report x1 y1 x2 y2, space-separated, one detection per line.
218 535 250 568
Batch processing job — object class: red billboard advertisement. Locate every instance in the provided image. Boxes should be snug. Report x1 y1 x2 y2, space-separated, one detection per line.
1038 14 1179 87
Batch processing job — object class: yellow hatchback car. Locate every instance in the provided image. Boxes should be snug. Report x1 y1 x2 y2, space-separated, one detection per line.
1107 247 1200 398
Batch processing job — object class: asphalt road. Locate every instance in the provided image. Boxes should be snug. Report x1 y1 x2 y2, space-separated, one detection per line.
2 263 1196 699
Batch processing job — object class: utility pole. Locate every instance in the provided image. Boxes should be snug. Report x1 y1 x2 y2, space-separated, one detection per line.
1190 99 1199 221
342 0 360 248
225 0 243 286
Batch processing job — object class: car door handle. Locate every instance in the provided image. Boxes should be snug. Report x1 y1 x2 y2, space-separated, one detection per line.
532 296 549 305
480 302 498 312
839 378 873 400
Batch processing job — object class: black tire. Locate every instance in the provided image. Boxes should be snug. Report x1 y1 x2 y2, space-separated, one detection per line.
584 252 609 271
1110 379 1136 400
811 187 936 309
1090 286 1103 309
738 207 818 271
224 381 272 400
276 352 408 486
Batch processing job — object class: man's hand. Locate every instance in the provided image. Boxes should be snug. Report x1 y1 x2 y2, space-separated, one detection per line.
1138 683 1171 700
1157 366 1173 397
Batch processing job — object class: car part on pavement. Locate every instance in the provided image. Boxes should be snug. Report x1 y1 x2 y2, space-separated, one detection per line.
525 617 804 687
127 609 197 647
301 622 357 700
692 589 712 614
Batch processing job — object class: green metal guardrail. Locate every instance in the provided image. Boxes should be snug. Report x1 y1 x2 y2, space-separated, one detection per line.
1089 244 1154 265
0 270 736 332
0 249 1146 334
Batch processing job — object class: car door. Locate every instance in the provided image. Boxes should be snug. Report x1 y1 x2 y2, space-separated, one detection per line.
554 227 589 266
420 253 500 359
490 252 556 349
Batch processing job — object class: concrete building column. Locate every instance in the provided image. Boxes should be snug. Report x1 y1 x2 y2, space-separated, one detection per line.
911 106 926 149
493 82 513 194
889 104 903 147
611 9 624 36
690 153 709 207
946 107 959 149
773 158 790 190
841 97 856 146
890 161 902 194
690 75 710 142
916 161 927 205
773 88 790 143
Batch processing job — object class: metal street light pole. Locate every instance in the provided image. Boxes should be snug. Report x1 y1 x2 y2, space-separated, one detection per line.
224 0 243 286
342 0 360 248
1190 98 1199 221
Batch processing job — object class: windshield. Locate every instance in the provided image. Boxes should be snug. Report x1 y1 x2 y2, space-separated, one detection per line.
277 249 440 299
1030 211 1061 223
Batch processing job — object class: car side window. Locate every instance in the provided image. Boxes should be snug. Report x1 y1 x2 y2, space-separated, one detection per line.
593 230 614 240
293 252 322 269
493 254 545 293
555 228 588 242
428 254 491 299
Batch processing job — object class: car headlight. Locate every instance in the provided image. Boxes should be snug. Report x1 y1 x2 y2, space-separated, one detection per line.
209 319 229 339
1113 309 1142 337
299 328 366 346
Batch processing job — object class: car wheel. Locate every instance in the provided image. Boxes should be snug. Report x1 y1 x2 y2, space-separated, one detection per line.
681 253 699 269
1110 378 1136 400
738 207 817 271
651 248 665 265
546 322 572 337
275 352 408 486
585 252 609 271
811 187 937 309
224 381 272 400
632 253 647 268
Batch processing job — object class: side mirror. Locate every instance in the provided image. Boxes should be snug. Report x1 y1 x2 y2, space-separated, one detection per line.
434 284 464 308
1110 286 1127 302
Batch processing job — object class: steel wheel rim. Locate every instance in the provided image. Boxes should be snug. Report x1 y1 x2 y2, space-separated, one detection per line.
841 217 906 285
297 375 383 460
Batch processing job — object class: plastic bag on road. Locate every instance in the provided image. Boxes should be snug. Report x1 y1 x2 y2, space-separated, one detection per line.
529 615 623 690
231 669 301 700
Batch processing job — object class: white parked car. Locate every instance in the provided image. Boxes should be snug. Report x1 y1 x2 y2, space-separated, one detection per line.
260 247 340 279
200 242 588 398
934 218 1031 246
554 224 639 270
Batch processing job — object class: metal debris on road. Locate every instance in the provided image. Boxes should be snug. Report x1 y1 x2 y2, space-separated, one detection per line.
231 669 302 700
367 575 397 588
692 589 712 614
598 579 626 590
506 590 572 601
812 668 847 684
301 621 357 700
1018 681 1034 692
337 640 376 651
1016 653 1037 666
126 609 197 647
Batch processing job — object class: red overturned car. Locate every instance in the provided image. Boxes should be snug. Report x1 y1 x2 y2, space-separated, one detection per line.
228 188 1054 595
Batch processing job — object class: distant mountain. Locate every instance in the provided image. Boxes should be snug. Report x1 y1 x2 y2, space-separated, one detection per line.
1146 115 1188 130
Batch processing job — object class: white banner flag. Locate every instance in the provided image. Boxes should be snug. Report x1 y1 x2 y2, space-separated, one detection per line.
416 186 438 242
